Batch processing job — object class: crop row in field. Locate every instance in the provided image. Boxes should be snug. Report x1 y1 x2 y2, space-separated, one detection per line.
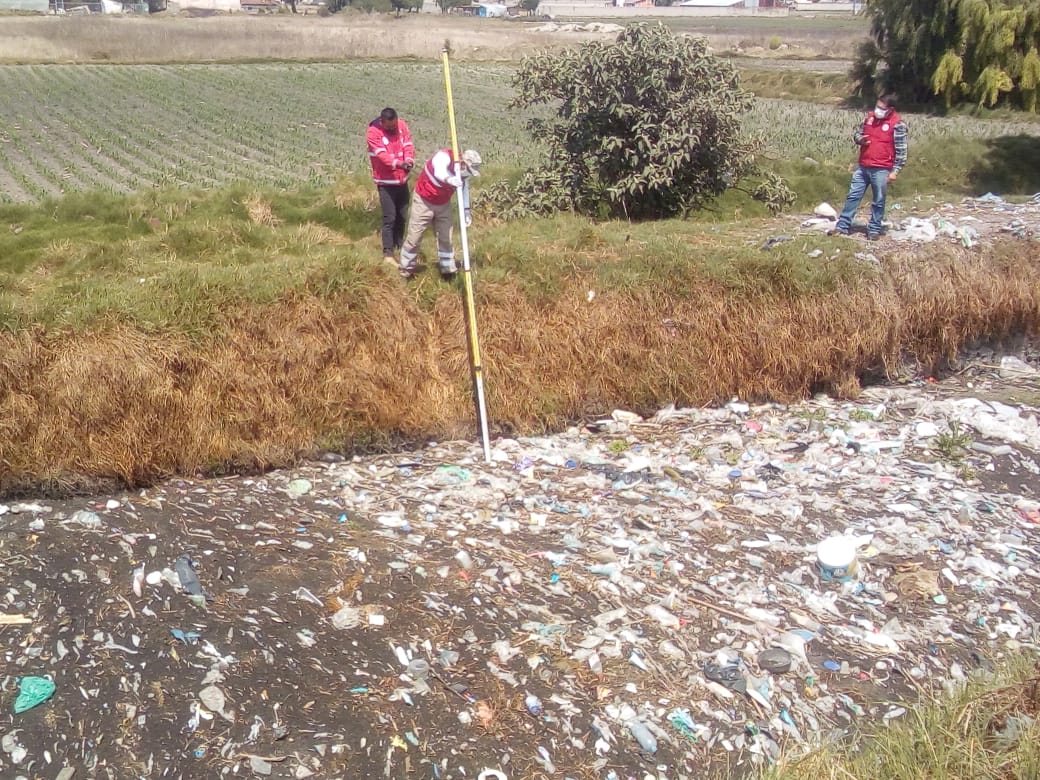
0 62 527 203
2 62 1040 203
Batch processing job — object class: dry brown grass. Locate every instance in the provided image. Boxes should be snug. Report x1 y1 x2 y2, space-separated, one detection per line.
0 14 606 64
1 241 1039 494
242 193 281 227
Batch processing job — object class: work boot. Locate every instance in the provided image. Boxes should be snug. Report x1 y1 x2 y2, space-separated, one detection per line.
439 260 458 282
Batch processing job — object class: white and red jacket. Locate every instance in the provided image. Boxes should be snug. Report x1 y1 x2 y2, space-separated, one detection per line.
367 118 414 186
415 149 471 208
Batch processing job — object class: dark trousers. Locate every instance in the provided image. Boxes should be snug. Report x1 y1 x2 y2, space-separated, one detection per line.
378 184 410 256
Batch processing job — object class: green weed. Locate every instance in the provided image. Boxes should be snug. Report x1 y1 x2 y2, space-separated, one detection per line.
848 408 877 422
934 420 973 463
764 655 1040 780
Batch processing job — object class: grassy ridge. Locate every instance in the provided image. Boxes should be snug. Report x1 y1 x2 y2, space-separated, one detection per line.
0 183 868 335
2 180 1040 493
2 62 1040 493
767 657 1040 780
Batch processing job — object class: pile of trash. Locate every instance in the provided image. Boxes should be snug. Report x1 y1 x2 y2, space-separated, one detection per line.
530 22 624 34
799 193 1040 248
1 355 1039 779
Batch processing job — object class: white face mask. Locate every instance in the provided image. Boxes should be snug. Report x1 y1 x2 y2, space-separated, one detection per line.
874 107 888 119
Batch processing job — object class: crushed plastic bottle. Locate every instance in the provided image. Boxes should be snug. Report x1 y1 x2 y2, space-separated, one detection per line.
627 719 658 754
173 555 203 596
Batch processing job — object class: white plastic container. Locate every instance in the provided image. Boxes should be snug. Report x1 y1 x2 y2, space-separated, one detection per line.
817 536 860 582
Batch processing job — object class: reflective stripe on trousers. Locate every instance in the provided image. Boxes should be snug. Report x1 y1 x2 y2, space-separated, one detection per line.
400 193 455 270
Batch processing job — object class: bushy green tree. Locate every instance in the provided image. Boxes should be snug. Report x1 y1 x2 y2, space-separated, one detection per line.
858 0 1040 111
483 24 793 221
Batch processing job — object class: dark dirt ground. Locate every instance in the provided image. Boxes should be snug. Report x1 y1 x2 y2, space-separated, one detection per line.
2 356 1039 780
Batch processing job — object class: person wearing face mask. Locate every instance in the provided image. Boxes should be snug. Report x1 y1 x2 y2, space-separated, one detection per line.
829 94 908 241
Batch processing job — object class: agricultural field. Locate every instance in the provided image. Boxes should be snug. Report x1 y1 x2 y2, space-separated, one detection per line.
3 62 1040 204
0 62 525 202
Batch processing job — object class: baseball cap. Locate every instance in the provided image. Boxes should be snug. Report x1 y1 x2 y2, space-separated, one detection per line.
462 149 482 176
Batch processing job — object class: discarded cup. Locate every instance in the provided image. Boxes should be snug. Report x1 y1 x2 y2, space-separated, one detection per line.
817 536 859 582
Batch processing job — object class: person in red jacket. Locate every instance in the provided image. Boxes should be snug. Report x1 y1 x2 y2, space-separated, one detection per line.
367 107 415 264
398 148 481 281
829 94 908 240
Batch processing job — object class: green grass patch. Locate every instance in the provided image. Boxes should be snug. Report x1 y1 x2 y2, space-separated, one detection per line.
2 62 1039 337
739 67 852 104
765 656 1040 780
0 183 385 336
2 63 1039 206
0 182 875 335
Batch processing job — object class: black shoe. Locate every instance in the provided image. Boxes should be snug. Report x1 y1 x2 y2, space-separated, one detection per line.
439 271 457 283
827 227 850 237
867 232 881 241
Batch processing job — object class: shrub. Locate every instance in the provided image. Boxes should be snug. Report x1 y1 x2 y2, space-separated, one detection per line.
482 24 794 220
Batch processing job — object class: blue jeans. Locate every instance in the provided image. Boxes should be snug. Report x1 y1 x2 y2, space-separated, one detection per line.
836 166 890 235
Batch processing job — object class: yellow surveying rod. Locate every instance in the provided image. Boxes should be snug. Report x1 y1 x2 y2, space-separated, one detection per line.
442 45 491 463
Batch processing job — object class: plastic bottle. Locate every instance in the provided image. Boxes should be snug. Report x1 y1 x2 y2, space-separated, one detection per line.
174 555 203 596
406 658 430 681
627 719 658 753
524 693 543 716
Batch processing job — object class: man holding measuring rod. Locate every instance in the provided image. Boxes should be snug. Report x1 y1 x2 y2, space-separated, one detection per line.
397 147 482 281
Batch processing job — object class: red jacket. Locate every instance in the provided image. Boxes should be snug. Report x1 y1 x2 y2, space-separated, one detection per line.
415 149 460 205
859 111 901 169
367 118 414 186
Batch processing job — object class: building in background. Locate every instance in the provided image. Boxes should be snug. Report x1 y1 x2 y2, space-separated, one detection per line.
0 0 49 10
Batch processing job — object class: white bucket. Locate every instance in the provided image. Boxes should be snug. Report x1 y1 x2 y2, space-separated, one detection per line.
817 536 860 582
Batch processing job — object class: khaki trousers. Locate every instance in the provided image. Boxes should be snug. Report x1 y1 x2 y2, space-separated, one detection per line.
400 194 456 270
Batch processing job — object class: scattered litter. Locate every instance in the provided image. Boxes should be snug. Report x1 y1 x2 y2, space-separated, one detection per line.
286 478 313 498
889 217 938 243
813 202 838 220
817 536 859 582
1000 356 1038 378
758 648 794 674
1 353 1038 775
